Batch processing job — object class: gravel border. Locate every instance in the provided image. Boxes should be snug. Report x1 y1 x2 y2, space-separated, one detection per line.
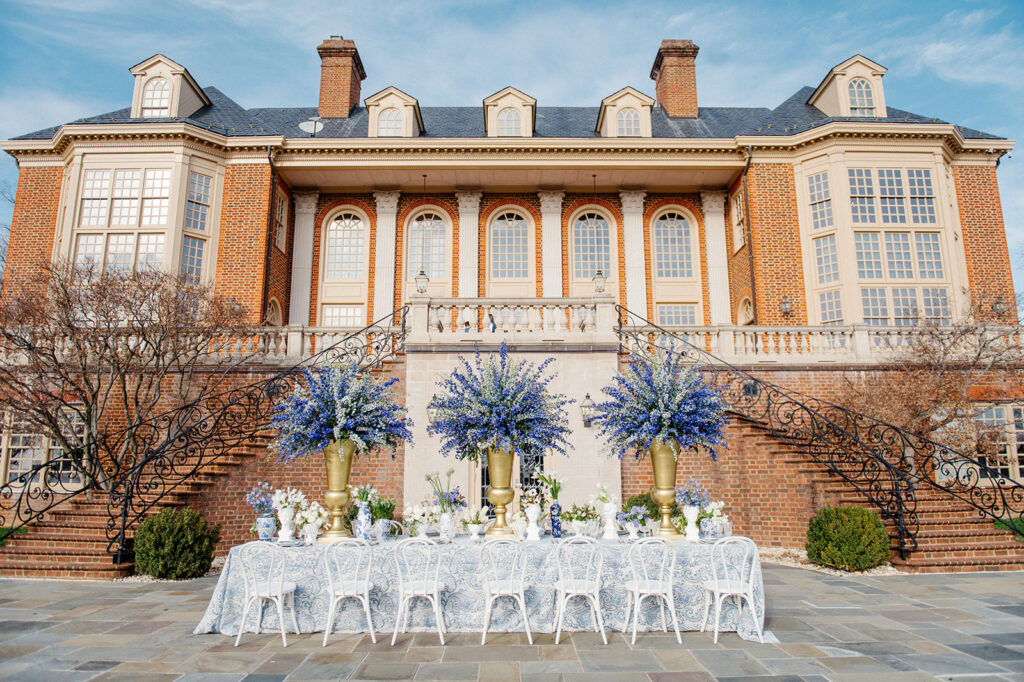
760 546 902 576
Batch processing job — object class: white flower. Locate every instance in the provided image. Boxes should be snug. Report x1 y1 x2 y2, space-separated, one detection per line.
272 487 308 511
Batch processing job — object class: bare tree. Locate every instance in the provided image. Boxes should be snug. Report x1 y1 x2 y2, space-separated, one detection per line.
839 293 1024 460
0 179 13 286
0 262 255 490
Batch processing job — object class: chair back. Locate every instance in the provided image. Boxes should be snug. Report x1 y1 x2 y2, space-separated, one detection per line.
235 541 287 596
626 537 676 585
323 538 373 596
555 536 603 589
479 538 526 593
709 536 757 592
393 537 442 593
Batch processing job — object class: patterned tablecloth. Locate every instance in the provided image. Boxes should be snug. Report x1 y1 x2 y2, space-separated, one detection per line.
194 536 774 642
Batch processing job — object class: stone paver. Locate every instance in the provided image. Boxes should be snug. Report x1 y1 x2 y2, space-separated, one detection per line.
0 565 1022 681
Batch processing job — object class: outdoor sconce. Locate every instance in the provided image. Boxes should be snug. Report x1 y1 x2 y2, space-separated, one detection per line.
580 393 596 428
993 296 1008 315
779 295 793 316
592 270 607 294
426 404 441 425
415 270 429 294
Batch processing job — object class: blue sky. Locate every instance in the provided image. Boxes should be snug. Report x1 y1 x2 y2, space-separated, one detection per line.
1 0 1022 283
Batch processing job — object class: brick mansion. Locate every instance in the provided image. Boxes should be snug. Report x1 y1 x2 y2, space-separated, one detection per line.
1 36 1021 576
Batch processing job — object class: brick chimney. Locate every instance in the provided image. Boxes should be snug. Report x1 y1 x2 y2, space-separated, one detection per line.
317 35 366 118
650 40 700 118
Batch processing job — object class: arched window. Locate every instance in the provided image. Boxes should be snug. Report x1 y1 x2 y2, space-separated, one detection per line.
848 78 874 117
653 211 694 278
738 297 754 325
408 211 447 279
265 298 283 326
617 108 641 136
572 212 611 278
378 108 403 136
324 212 365 280
490 211 529 279
497 108 521 136
141 78 171 118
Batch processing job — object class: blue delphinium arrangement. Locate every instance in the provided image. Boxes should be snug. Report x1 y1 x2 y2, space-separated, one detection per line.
271 363 413 462
594 350 727 460
245 481 274 515
426 470 468 513
426 343 573 461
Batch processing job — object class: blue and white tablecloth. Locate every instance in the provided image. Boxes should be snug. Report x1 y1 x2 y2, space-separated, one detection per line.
194 537 774 642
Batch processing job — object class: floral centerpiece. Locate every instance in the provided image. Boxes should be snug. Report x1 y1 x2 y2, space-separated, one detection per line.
271 487 307 541
403 502 439 537
460 506 489 541
246 481 276 541
349 484 378 541
272 363 412 541
562 502 599 536
536 470 567 537
593 350 727 537
427 469 467 542
519 486 545 542
673 478 711 542
426 343 573 536
593 483 620 540
618 505 651 540
298 501 328 545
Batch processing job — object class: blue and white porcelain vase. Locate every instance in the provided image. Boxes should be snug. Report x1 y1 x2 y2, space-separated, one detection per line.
355 501 372 541
256 514 276 542
549 501 562 539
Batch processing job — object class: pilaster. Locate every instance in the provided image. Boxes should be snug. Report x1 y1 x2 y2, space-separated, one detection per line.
538 190 565 297
701 191 731 325
373 190 401 320
288 191 319 325
455 191 482 297
619 190 647 315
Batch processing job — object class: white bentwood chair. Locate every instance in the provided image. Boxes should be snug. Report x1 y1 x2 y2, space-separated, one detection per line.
554 536 606 644
233 541 300 647
701 536 765 643
322 539 377 646
624 537 682 645
391 537 446 645
479 538 533 644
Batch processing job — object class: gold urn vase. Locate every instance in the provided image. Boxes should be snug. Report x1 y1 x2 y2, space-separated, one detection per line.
484 448 515 537
320 440 355 542
650 440 682 538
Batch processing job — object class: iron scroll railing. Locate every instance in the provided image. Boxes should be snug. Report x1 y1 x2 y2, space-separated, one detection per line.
0 308 407 562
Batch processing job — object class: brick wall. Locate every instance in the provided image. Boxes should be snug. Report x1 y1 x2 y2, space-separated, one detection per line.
214 163 272 322
1 165 62 300
265 177 292 322
725 176 755 324
747 163 806 324
651 40 699 118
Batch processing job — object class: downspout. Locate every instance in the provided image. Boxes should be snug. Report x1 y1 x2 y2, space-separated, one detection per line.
260 145 278 324
741 145 759 325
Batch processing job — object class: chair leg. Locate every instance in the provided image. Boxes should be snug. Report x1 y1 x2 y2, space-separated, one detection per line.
592 593 607 645
256 598 265 634
481 594 494 645
516 592 533 645
554 593 565 645
743 593 765 644
700 590 712 632
322 597 337 647
660 598 667 633
235 596 253 647
665 593 682 644
623 590 633 633
275 597 288 647
361 595 377 644
430 595 445 646
288 593 300 635
630 592 640 646
713 593 723 644
391 596 407 646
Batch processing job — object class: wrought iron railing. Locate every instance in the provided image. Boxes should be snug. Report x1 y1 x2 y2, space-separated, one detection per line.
615 306 921 557
0 308 407 562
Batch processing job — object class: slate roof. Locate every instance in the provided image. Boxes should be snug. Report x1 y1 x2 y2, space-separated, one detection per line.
12 84 1003 141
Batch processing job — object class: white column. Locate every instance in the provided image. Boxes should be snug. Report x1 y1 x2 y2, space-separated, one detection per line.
288 191 319 325
455 191 482 297
373 190 401 321
538 190 565 297
701 191 731 325
619 190 647 315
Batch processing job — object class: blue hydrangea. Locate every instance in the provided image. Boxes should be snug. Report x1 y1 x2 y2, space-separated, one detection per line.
675 478 711 507
271 364 413 462
426 343 573 461
245 481 274 515
594 350 727 460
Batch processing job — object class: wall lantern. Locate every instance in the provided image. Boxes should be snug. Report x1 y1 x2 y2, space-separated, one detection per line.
426 404 441 425
415 270 429 294
993 296 1008 315
592 270 607 294
580 393 597 428
779 295 793 316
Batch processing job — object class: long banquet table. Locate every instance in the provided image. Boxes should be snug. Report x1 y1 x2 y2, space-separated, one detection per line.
195 536 772 642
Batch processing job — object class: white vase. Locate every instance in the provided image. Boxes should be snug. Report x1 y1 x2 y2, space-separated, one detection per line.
277 506 295 542
602 502 619 540
525 504 541 542
415 523 429 538
627 522 639 541
438 512 454 543
301 522 319 545
683 505 700 542
466 523 483 542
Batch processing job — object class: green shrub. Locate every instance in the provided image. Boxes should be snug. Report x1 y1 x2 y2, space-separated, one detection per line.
806 506 890 572
134 508 221 580
995 518 1024 541
0 527 27 548
623 492 670 520
345 496 397 529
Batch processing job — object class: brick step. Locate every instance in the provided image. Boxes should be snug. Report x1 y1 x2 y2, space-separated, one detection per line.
897 540 1024 555
0 545 119 563
4 535 113 551
894 555 1024 572
0 558 133 579
912 526 1019 540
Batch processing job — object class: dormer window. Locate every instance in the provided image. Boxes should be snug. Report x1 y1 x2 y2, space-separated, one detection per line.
617 108 642 136
141 78 171 118
378 108 403 136
848 78 875 117
497 108 521 136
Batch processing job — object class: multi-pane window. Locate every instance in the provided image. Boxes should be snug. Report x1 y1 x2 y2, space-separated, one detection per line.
111 170 141 225
847 168 937 224
75 233 165 273
573 213 612 279
891 287 919 326
653 212 693 279
141 169 171 225
657 304 697 326
848 169 876 223
859 285 951 326
105 233 135 273
378 108 403 136
921 287 950 325
974 406 1024 482
1 412 85 488
4 416 44 484
80 170 111 226
324 213 366 280
819 290 843 325
732 193 745 249
490 211 529 279
884 232 913 279
408 212 447 279
847 78 874 117
80 168 170 228
814 235 839 284
136 234 165 271
74 234 104 270
878 169 906 224
856 230 944 282
184 172 211 232
915 233 943 279
321 305 364 327
807 171 834 230
907 169 936 223
854 232 883 279
141 78 171 117
860 287 889 326
497 108 521 136
180 236 204 283
617 108 641 136
274 191 287 252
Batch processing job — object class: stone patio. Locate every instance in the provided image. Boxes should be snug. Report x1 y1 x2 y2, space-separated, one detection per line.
0 564 1022 681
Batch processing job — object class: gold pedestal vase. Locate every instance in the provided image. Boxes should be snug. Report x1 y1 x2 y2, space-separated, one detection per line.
650 440 682 538
320 439 355 542
485 448 515 537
